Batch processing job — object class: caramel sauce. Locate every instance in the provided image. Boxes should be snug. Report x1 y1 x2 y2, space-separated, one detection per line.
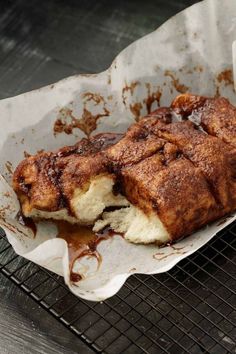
56 221 118 282
164 70 189 94
54 100 110 137
17 212 37 236
217 69 233 86
144 90 162 114
153 250 187 260
130 102 143 121
216 215 233 226
16 208 123 282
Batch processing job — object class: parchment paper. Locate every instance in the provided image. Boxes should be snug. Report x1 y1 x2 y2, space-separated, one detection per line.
0 0 235 301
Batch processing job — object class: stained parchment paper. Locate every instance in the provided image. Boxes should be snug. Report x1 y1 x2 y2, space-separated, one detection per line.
0 0 235 301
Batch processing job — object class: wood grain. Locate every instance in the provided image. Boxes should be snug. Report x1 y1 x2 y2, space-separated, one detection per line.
0 272 93 353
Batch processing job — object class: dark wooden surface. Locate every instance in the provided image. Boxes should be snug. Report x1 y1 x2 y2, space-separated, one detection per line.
0 1 202 353
0 272 93 354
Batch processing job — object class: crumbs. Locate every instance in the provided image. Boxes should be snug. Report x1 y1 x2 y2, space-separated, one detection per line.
3 192 10 198
0 205 11 221
0 205 10 213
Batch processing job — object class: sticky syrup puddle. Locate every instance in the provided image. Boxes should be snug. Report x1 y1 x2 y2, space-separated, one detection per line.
17 216 188 283
17 212 121 282
55 221 119 282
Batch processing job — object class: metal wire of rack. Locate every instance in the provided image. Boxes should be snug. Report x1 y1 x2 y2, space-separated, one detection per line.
0 1 235 353
0 222 235 354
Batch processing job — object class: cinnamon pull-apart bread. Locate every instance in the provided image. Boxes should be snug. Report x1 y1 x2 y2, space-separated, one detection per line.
13 133 128 224
13 94 236 245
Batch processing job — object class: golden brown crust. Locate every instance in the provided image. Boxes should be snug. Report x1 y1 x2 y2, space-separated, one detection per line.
13 133 122 215
58 154 107 201
105 116 166 169
171 93 207 117
119 116 235 239
122 155 218 240
12 153 61 215
13 98 236 242
153 120 236 211
171 93 236 146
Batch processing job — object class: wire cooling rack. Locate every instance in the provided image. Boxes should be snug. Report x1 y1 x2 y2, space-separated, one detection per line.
0 222 235 354
0 1 235 353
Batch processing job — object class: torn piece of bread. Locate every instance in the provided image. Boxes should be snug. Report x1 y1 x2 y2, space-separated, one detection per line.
120 153 221 241
93 205 170 244
69 174 129 224
13 133 128 224
94 121 235 242
13 98 236 246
